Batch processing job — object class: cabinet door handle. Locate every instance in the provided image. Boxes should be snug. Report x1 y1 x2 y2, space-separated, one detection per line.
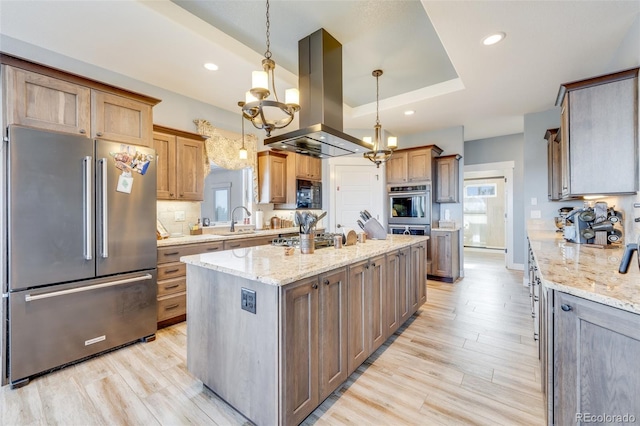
79 129 86 134
372 262 376 267
165 268 180 274
206 247 220 251
561 304 572 312
228 243 241 248
165 303 180 310
324 279 330 286
164 284 180 290
164 252 179 256
96 132 104 137
169 193 174 197
534 296 539 302
312 283 318 289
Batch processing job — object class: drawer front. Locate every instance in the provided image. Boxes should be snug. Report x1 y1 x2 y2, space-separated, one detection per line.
158 262 185 281
157 277 186 297
224 236 273 250
157 292 186 322
157 241 224 264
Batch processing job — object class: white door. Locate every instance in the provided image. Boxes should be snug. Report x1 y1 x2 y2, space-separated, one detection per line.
330 160 384 233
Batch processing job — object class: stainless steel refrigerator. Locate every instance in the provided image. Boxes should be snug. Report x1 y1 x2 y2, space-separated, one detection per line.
5 125 157 387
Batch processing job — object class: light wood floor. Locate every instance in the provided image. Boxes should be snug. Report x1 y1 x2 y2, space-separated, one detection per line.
1 250 544 425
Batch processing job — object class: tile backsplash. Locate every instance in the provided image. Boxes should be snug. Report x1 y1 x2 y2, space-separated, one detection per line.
157 201 202 235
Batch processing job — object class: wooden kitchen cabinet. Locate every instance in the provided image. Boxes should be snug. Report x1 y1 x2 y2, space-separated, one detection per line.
435 154 461 203
412 241 427 305
258 150 288 203
296 154 322 181
2 55 160 144
386 145 443 184
92 90 153 146
153 125 206 201
556 68 639 197
544 128 562 201
223 235 273 250
429 229 460 282
554 292 640 425
281 267 347 426
384 251 402 339
156 241 223 327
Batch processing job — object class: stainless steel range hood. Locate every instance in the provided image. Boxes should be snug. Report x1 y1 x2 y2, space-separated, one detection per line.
264 29 369 158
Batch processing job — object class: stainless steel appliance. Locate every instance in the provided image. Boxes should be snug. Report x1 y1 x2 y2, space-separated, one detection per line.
264 29 369 158
389 224 430 236
4 125 157 387
388 183 432 226
296 179 322 209
272 233 340 249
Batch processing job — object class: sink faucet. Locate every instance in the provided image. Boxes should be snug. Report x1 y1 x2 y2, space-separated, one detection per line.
230 206 251 232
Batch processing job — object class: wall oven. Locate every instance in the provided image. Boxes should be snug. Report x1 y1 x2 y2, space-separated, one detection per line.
297 179 322 209
388 183 431 226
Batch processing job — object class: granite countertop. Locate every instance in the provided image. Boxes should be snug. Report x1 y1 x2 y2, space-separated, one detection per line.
157 227 300 247
528 230 640 315
181 235 428 286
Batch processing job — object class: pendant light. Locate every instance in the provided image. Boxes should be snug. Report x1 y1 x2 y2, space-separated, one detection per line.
238 0 300 137
239 111 248 160
363 69 397 168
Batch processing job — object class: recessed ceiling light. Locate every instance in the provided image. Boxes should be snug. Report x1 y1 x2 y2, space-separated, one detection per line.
404 110 415 116
204 63 219 71
482 32 506 46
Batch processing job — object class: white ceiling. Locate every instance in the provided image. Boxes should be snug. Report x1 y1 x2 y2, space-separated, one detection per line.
1 0 639 141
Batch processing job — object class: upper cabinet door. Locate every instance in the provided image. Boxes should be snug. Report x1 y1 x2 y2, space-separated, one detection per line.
407 148 431 182
153 131 177 200
5 66 91 136
92 90 153 146
386 151 407 183
176 136 204 201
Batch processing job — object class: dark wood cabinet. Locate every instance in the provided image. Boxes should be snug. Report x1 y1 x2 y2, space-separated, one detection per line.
544 128 562 201
435 154 461 203
556 68 638 197
429 229 460 282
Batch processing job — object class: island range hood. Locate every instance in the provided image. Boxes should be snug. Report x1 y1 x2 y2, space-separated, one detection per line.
264 29 370 158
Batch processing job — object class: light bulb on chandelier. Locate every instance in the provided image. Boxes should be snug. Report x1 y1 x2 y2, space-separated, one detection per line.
238 0 300 137
363 69 397 168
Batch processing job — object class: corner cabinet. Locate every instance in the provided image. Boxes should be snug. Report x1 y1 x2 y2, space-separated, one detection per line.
386 145 443 184
153 125 206 201
258 150 288 203
544 128 562 201
556 67 639 197
2 54 160 145
429 229 460 283
435 154 461 203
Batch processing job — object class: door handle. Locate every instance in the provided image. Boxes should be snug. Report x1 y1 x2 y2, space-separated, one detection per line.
25 273 153 302
83 156 92 260
100 158 108 258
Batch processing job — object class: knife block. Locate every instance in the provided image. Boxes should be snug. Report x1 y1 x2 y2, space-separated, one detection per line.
363 218 387 240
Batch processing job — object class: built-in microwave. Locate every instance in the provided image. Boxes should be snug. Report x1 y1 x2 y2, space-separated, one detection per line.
297 179 322 209
388 183 431 225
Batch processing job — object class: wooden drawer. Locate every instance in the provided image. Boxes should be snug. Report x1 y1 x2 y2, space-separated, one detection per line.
157 292 186 322
224 236 273 250
157 241 224 264
157 277 186 297
158 262 185 281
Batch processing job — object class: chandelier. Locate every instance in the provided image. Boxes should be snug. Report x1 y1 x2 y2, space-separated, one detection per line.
238 0 299 137
363 69 397 168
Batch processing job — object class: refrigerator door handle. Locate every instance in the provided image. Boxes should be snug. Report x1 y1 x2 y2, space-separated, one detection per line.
83 156 93 260
100 158 108 258
24 273 153 302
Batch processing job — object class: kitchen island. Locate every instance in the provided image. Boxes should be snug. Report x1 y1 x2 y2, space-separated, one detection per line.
528 230 640 425
181 235 428 426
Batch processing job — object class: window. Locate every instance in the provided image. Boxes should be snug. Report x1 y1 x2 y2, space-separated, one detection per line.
212 183 231 222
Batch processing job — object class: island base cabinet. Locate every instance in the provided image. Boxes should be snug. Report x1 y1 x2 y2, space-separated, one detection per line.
281 268 348 426
554 292 640 425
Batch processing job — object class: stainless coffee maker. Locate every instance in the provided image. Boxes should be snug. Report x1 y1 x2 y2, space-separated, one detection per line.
554 207 574 232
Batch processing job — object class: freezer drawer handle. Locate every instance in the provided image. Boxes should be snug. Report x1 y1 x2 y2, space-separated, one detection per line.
100 158 109 258
83 156 93 260
24 273 153 302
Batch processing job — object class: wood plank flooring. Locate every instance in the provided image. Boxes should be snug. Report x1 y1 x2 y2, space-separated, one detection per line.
1 249 544 425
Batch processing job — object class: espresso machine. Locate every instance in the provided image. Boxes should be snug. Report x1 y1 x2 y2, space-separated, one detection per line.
554 206 574 232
